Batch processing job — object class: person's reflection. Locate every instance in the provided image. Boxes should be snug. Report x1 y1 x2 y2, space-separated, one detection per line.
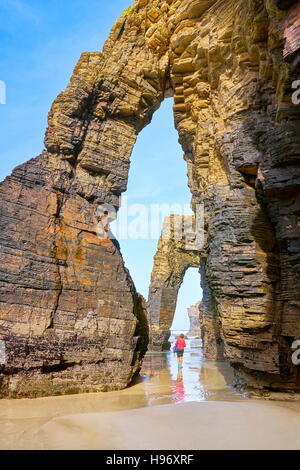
175 370 185 403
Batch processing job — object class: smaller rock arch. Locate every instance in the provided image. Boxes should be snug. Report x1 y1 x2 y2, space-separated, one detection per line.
147 214 203 350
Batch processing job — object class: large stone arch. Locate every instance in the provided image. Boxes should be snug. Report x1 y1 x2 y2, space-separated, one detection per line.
0 4 169 397
0 0 299 396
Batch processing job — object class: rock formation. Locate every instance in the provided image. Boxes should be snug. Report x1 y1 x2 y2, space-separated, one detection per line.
187 302 201 336
195 259 224 361
0 0 300 396
0 51 151 398
148 215 201 350
146 0 300 393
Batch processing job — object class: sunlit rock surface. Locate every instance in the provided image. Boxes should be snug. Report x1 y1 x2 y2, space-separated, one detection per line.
0 0 300 396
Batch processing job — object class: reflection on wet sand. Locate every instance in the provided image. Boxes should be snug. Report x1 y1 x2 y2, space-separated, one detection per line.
174 371 185 403
0 338 246 449
140 338 245 405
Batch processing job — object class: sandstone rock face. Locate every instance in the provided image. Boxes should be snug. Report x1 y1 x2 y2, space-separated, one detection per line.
0 0 300 395
187 302 201 337
0 53 151 396
198 259 224 361
0 151 149 397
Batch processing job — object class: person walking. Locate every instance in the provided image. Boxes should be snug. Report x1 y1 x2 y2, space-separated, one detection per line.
174 333 186 371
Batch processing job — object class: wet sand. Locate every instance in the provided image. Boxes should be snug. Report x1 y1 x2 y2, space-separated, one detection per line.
10 401 299 450
0 338 300 449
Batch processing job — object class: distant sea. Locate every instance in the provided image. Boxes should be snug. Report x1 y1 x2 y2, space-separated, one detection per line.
170 330 188 341
171 329 188 336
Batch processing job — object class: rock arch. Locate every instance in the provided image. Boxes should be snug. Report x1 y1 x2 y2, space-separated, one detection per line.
0 0 299 396
148 215 202 350
147 215 225 359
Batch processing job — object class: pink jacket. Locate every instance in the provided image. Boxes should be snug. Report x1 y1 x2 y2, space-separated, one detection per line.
175 338 186 350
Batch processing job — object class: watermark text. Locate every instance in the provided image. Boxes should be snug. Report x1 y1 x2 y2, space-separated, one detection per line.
96 198 205 251
0 81 6 105
0 340 6 365
292 340 300 365
292 80 300 105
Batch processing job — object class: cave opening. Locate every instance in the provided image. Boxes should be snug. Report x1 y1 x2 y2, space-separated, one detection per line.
171 267 202 334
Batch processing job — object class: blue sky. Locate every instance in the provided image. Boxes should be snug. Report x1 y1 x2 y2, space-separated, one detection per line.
0 0 202 330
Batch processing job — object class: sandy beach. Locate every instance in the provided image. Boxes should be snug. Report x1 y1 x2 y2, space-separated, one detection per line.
1 400 300 450
1 343 300 450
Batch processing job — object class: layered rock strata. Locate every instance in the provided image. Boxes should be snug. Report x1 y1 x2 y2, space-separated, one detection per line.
0 55 151 397
198 260 224 360
0 0 299 395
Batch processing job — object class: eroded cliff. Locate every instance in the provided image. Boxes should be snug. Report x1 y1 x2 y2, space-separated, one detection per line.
0 0 299 396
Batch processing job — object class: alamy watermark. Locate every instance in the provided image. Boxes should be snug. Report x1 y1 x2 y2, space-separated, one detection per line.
292 80 300 105
292 340 300 365
96 197 205 251
0 340 6 365
0 80 6 105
